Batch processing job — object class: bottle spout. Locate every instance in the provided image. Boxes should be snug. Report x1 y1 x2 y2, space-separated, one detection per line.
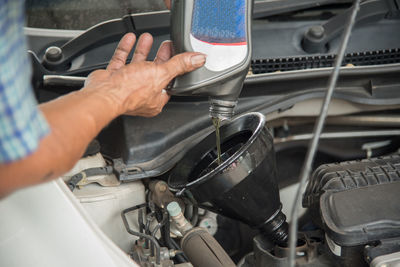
209 98 237 121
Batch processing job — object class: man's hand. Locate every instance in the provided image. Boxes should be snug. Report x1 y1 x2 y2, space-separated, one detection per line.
84 33 205 117
0 32 204 198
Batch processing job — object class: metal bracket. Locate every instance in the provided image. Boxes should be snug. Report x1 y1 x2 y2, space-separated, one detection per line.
302 0 400 53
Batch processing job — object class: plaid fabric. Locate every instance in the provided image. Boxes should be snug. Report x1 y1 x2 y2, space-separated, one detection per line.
0 0 49 163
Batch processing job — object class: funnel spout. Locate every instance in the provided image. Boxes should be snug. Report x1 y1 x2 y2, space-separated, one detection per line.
259 208 289 247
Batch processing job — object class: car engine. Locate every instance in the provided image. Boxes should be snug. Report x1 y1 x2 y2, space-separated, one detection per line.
63 108 400 267
2 0 399 266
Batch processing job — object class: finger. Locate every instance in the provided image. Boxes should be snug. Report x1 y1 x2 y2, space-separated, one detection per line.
154 41 173 64
107 33 136 71
132 33 153 62
163 0 171 9
162 52 206 80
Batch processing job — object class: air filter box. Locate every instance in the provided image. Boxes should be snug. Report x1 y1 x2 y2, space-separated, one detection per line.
303 156 400 266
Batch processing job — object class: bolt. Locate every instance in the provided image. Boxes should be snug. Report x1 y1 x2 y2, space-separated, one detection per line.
308 25 325 39
45 46 62 62
158 182 167 192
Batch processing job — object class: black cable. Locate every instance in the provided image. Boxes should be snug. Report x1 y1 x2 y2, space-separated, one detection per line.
67 166 113 191
148 211 168 259
162 216 176 249
185 191 199 226
138 209 145 233
151 211 168 238
190 205 199 226
184 202 194 221
162 214 188 263
171 239 187 263
170 238 181 252
288 0 361 266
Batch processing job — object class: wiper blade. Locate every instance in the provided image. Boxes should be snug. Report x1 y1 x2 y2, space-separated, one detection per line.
40 11 170 71
253 0 353 18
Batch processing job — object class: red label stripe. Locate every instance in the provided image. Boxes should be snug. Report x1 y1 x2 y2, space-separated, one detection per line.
197 38 247 46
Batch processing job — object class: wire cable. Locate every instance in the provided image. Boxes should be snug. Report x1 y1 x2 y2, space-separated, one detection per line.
288 0 361 266
121 205 161 265
151 211 168 238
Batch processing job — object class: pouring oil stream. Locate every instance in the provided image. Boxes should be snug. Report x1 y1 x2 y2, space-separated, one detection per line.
212 117 222 165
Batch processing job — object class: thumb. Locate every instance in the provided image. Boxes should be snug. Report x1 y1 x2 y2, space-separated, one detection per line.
162 52 206 80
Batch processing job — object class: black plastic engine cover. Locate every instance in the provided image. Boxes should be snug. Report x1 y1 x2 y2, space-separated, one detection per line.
303 155 400 246
321 181 400 246
303 155 400 209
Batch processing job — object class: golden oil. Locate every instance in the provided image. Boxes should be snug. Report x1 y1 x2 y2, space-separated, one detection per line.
212 117 222 165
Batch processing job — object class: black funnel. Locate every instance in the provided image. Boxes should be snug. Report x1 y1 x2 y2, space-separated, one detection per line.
168 112 288 246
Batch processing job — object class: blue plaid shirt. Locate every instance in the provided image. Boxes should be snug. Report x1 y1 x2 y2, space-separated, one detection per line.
0 0 49 163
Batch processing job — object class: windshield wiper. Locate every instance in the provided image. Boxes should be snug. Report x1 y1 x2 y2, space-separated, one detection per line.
40 11 170 72
253 0 353 18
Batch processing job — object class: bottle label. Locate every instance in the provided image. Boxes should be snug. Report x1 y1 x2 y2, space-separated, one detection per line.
190 0 248 72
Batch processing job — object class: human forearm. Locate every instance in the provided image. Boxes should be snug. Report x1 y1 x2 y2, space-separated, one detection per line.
0 88 121 197
40 88 121 174
0 33 205 198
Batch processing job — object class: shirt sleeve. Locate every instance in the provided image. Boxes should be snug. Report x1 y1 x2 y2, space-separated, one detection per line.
0 0 50 163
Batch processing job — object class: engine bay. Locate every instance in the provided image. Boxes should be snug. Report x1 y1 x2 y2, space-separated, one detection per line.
63 107 400 267
5 0 400 266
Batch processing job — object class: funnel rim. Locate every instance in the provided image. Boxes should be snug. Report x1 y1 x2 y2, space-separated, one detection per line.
169 112 266 192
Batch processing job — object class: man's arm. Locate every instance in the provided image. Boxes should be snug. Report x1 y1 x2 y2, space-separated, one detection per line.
0 33 205 197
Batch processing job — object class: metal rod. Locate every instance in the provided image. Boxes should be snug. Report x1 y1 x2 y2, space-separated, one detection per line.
121 205 161 265
43 75 86 87
274 129 400 143
145 212 155 254
269 115 400 128
288 0 361 265
326 115 400 127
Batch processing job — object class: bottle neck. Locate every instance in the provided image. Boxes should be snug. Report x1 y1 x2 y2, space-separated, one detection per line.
209 98 237 121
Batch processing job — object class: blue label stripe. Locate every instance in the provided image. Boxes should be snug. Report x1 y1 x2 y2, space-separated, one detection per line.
191 0 246 44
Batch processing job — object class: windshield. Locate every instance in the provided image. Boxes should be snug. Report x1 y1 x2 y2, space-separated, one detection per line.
25 0 167 30
26 0 269 30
